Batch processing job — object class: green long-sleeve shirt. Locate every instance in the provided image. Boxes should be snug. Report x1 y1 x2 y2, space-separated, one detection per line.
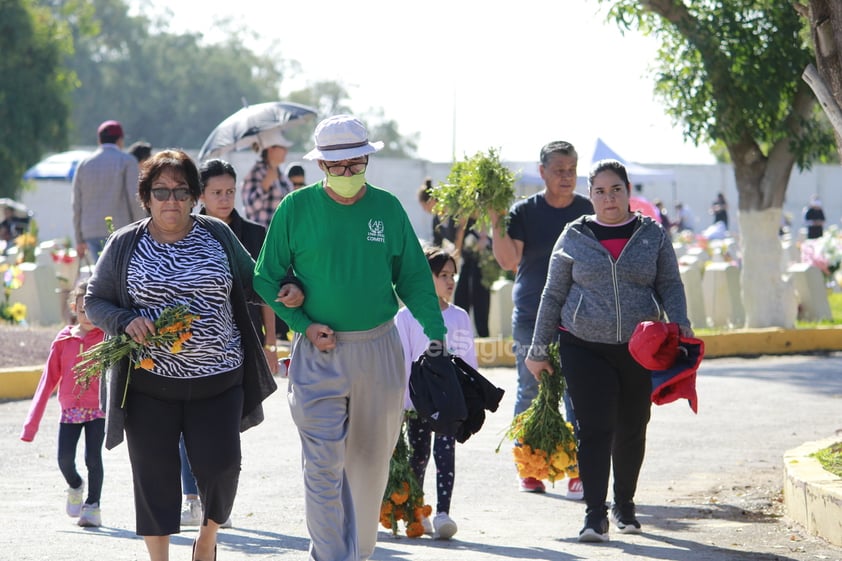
254 182 446 341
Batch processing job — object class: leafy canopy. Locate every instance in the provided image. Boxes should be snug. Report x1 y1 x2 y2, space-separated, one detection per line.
0 0 75 198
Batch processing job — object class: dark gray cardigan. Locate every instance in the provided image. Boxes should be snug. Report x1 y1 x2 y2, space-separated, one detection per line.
85 215 277 450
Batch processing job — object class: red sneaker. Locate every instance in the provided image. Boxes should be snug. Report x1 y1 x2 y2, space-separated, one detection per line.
519 477 546 493
566 477 584 500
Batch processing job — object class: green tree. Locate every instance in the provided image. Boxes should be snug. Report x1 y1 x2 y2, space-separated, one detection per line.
601 0 835 328
285 82 419 156
366 111 419 158
0 0 75 199
63 0 282 149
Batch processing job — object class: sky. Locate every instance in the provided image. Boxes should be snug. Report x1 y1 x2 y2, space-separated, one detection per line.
132 0 717 166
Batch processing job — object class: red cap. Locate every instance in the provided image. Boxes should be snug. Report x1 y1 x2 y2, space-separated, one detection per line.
628 321 681 370
97 120 124 140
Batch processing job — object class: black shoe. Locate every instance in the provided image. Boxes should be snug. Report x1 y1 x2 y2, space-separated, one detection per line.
611 502 642 534
578 512 609 543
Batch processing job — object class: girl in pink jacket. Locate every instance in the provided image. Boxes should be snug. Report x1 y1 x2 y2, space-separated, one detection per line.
20 282 105 527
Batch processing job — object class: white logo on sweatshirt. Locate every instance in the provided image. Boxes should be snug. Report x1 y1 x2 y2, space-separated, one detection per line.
367 219 385 243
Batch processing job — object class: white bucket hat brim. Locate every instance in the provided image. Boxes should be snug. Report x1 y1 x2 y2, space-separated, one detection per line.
303 114 384 161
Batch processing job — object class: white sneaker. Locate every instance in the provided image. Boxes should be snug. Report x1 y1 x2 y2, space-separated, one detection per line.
77 503 101 527
432 512 458 539
420 515 433 535
180 497 202 526
66 482 84 517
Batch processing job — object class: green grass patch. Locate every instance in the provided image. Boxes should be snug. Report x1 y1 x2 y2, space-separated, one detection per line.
812 442 842 478
795 291 842 328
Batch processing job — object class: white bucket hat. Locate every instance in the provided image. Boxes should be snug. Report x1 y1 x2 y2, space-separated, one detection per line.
303 115 384 161
257 128 293 149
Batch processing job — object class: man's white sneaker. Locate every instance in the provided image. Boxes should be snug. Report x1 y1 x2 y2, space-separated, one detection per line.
66 482 84 517
180 497 202 526
420 515 434 535
432 512 458 539
77 503 101 527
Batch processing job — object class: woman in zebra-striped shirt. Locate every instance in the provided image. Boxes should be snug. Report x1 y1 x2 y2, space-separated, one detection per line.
85 149 303 561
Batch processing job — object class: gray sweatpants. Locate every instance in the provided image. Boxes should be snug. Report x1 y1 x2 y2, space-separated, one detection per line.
288 321 406 561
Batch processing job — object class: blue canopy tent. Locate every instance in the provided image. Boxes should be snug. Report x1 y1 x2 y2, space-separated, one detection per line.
23 150 93 182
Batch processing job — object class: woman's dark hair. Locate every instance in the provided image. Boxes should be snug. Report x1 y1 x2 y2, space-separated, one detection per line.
588 158 631 189
286 164 305 178
138 149 201 212
423 245 457 275
128 141 153 163
199 159 237 192
417 178 434 203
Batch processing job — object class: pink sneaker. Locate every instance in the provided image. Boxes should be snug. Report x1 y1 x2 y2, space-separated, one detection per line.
519 477 546 493
566 477 584 500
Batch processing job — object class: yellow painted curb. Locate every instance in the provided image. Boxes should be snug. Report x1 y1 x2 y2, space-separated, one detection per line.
783 436 842 547
702 326 842 357
0 366 43 400
2 327 841 400
475 337 516 368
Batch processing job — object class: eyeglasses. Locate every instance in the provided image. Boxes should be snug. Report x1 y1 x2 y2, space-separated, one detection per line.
151 187 192 202
325 159 367 176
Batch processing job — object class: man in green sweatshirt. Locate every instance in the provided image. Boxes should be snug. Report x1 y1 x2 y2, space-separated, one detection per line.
254 115 446 561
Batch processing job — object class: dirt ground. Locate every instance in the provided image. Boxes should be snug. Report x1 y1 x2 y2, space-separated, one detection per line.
0 323 61 368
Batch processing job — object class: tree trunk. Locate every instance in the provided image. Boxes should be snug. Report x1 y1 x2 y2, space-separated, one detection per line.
738 208 797 328
729 137 797 328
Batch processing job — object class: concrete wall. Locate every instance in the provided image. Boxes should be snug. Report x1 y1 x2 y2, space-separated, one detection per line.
20 153 842 246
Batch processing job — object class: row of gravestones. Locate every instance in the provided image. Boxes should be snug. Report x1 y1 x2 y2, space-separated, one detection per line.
676 239 832 329
484 238 832 338
7 237 830 330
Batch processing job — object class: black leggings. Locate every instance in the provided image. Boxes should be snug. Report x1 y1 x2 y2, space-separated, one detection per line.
124 384 243 535
407 416 456 515
57 418 105 505
558 331 652 515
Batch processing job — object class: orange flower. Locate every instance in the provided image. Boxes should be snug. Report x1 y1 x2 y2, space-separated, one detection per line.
139 357 154 370
405 521 425 538
390 481 410 505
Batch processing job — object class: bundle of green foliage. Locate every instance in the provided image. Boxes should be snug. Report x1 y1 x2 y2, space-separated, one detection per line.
431 148 515 231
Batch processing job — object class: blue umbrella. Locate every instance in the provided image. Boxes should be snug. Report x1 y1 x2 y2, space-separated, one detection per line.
23 150 93 181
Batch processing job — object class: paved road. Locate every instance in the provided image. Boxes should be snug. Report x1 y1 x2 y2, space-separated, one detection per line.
2 354 841 560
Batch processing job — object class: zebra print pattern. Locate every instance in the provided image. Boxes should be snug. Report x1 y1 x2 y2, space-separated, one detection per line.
126 223 243 377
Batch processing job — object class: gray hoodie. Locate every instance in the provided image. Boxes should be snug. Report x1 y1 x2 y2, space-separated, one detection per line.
528 214 690 361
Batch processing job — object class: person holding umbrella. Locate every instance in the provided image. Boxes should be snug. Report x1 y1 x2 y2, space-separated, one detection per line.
241 129 294 229
254 114 446 561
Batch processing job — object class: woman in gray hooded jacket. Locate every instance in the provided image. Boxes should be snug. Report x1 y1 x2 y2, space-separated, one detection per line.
526 159 693 543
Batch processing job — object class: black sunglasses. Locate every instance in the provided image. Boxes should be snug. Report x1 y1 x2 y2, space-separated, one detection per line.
151 187 192 202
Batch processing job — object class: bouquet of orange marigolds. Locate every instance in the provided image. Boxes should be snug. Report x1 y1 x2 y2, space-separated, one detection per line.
379 417 432 538
499 342 578 484
74 304 199 403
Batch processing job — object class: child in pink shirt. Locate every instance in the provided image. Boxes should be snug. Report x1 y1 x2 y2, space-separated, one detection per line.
21 282 105 527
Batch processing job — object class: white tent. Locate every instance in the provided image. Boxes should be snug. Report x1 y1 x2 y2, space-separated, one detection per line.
589 138 674 184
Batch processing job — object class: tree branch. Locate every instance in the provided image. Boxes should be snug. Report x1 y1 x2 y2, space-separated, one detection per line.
802 63 842 136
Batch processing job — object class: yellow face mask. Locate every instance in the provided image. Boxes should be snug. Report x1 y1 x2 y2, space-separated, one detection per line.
326 173 366 198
